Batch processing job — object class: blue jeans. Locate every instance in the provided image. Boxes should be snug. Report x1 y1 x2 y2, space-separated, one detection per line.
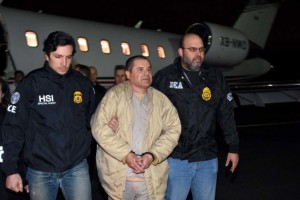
26 159 92 200
165 157 218 200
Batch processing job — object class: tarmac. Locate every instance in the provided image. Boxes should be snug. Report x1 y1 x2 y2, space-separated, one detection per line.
214 102 300 200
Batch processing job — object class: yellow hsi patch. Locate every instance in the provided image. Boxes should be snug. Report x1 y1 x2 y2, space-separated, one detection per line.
202 87 211 101
73 91 83 104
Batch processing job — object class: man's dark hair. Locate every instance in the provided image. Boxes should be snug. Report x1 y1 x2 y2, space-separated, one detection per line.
125 55 149 72
14 70 25 77
0 77 10 107
76 64 90 78
179 33 207 49
114 64 126 72
43 31 76 56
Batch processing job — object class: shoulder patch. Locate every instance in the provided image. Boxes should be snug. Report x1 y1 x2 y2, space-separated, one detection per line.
227 92 233 102
11 92 20 104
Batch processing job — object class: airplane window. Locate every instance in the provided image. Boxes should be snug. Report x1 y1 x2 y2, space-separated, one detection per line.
25 31 38 47
101 40 110 54
157 46 166 58
207 35 212 46
140 44 149 57
121 42 130 56
78 37 88 52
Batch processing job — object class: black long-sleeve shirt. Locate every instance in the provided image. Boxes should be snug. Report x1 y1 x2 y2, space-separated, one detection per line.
2 63 95 175
152 60 239 162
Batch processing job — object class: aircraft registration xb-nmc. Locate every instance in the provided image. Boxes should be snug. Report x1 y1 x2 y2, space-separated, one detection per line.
0 0 299 106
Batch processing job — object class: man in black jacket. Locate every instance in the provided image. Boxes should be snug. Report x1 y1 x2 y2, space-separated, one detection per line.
0 77 29 200
152 33 239 200
2 31 95 200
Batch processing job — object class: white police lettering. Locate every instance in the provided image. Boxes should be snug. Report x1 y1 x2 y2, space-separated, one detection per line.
227 92 233 102
0 146 4 163
38 95 56 105
7 104 17 113
169 81 183 89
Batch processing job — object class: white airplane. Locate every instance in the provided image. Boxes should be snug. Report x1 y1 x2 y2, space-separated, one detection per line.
0 0 299 106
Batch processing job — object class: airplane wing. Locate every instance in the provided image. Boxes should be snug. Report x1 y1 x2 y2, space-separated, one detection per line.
230 81 300 107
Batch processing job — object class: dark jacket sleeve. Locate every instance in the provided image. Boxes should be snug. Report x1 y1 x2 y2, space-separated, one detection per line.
0 106 7 169
152 68 167 93
86 83 96 130
1 78 32 176
216 71 239 153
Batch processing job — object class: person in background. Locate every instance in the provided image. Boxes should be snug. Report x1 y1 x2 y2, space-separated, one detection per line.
114 64 127 85
8 70 25 95
88 66 108 200
89 66 106 108
75 64 90 77
1 31 95 200
0 77 29 200
152 33 239 200
73 64 81 72
91 55 181 200
89 66 98 84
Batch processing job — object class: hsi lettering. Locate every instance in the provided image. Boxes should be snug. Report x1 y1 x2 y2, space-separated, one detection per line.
38 94 56 105
39 95 54 103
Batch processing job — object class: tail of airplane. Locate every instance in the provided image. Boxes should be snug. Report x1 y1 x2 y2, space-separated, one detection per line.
225 0 280 82
234 0 280 48
185 0 300 106
227 0 300 106
186 0 281 82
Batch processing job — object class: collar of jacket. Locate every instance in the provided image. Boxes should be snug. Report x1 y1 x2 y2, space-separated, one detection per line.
174 57 210 83
43 62 74 82
123 81 153 103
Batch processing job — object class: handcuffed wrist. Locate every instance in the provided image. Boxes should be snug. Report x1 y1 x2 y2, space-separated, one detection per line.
141 152 155 160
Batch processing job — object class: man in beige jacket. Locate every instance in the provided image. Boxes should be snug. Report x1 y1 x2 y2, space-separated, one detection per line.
91 55 181 200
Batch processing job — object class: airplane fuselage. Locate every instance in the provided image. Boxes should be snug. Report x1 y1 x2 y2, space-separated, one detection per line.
0 1 278 84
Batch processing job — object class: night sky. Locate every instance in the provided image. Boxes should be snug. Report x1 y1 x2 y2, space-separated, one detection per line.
2 0 300 81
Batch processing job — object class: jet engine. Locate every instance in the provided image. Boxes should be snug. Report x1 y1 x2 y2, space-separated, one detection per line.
186 22 250 67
